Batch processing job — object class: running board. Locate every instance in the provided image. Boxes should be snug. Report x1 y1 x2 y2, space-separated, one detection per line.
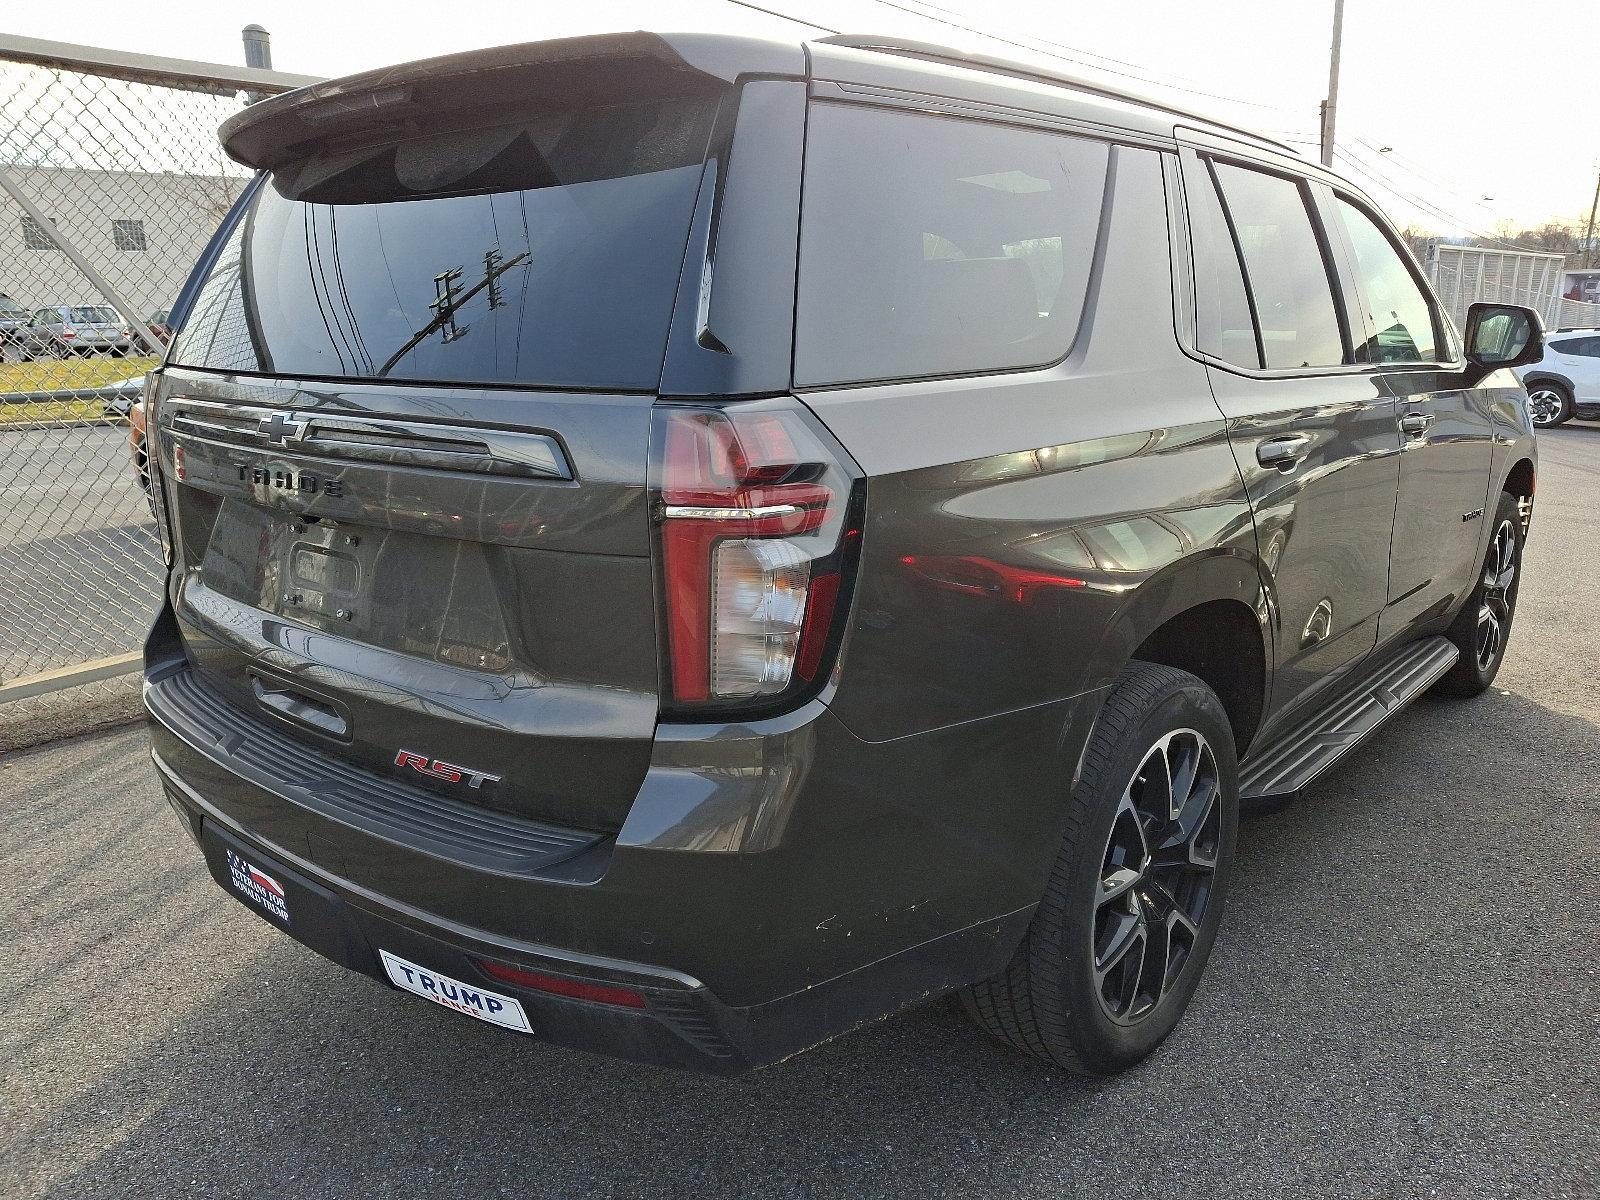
1240 637 1459 802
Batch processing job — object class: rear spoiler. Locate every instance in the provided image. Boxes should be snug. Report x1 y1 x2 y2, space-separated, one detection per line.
217 31 805 171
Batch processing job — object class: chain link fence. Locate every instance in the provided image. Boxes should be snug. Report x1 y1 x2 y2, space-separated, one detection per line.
0 35 314 747
1424 243 1566 334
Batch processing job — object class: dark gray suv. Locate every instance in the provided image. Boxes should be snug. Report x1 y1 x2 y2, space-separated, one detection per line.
141 32 1543 1075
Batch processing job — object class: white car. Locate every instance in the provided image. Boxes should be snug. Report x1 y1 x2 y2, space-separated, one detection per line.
1517 328 1600 428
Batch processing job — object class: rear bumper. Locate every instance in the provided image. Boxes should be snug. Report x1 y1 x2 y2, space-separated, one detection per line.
145 635 1097 1070
153 742 1034 1071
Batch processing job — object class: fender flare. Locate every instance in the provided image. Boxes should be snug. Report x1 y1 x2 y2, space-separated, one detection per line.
1086 548 1268 691
1069 548 1270 783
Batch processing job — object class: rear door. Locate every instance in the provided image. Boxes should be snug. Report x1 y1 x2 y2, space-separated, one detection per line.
1549 335 1600 403
1180 147 1401 726
153 72 732 833
1322 192 1493 647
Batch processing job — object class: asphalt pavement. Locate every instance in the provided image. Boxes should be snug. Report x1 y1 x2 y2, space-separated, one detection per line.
3 426 1597 1200
1 423 162 679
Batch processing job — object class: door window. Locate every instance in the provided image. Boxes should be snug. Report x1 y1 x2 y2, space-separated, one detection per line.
1210 162 1346 370
1332 198 1440 363
1550 336 1600 357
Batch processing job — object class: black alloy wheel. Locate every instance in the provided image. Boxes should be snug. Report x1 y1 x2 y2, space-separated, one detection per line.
1437 490 1524 697
961 663 1238 1074
1094 729 1221 1025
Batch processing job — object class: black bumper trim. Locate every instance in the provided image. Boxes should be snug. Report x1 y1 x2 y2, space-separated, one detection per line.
147 666 606 877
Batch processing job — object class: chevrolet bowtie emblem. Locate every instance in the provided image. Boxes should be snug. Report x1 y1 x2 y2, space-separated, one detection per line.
258 412 306 445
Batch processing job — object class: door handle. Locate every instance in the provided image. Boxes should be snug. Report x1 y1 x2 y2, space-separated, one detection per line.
250 670 350 740
1256 434 1311 470
1400 412 1433 438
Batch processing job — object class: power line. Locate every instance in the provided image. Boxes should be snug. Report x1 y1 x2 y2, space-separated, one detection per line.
1349 136 1499 222
858 0 1305 119
723 0 1518 245
724 0 838 33
1333 146 1518 247
872 0 1300 115
1336 145 1503 239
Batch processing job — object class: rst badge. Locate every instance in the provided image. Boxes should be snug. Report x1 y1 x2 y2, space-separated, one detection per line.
395 750 501 791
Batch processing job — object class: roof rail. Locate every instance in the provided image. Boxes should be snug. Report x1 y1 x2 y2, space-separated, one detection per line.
815 34 1298 157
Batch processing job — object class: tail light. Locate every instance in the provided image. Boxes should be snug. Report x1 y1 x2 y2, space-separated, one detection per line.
61 329 76 339
652 404 860 711
142 373 175 567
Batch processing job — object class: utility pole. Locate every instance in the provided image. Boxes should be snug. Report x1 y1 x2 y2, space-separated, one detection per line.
1319 0 1346 168
1584 168 1599 269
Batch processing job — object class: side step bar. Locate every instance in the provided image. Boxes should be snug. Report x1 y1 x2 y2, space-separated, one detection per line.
1240 636 1460 803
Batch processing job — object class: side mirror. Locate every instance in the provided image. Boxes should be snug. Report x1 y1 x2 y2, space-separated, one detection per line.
1462 302 1544 385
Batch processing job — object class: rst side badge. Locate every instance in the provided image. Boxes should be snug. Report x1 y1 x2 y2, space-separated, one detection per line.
395 750 501 791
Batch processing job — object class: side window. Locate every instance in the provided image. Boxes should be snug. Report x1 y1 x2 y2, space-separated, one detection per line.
1185 158 1260 368
1551 336 1600 358
795 104 1110 387
1211 161 1346 370
1332 198 1439 363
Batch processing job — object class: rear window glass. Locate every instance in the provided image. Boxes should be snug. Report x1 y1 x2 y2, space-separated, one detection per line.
171 94 719 390
794 104 1108 388
70 306 118 323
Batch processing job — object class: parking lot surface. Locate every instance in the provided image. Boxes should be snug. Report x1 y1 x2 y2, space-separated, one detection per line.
4 426 1597 1200
1 423 162 674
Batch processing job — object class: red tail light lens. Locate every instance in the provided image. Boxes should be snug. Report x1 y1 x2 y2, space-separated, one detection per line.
654 405 858 708
476 959 646 1009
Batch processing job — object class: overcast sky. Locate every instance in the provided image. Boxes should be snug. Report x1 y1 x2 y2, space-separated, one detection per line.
9 0 1595 233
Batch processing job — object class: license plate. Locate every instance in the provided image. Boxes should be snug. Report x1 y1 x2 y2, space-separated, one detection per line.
379 950 531 1034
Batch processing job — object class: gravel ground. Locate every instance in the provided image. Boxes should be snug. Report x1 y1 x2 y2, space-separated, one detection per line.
3 426 1597 1200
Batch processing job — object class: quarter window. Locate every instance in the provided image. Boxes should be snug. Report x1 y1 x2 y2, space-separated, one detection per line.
1332 198 1438 363
1210 162 1346 370
795 104 1109 387
1186 160 1260 368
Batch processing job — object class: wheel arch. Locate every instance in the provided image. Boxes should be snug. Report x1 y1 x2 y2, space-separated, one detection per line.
1084 551 1270 760
1521 372 1574 397
1502 456 1535 502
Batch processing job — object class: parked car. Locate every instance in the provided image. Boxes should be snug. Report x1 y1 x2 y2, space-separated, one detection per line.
13 305 135 359
147 309 174 343
140 32 1543 1077
0 293 29 358
101 374 145 417
1517 328 1600 427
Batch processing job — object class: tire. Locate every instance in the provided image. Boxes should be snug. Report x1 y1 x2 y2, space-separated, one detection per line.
961 662 1239 1074
1525 381 1572 428
1435 491 1523 697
